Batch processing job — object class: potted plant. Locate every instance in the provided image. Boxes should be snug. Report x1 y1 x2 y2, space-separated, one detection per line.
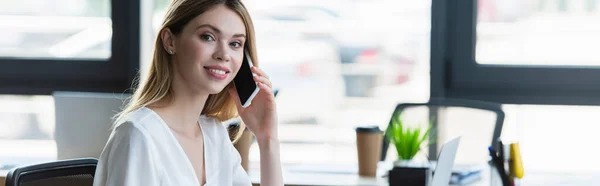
385 110 435 186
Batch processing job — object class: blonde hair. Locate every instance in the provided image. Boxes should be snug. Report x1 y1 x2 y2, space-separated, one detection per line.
115 0 257 142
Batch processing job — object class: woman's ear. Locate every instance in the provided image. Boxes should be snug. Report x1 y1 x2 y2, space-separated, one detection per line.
161 28 176 54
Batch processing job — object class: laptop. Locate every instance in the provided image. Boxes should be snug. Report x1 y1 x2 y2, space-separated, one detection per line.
53 91 129 160
430 136 461 186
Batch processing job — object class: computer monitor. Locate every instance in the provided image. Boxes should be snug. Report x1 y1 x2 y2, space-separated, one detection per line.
53 91 130 160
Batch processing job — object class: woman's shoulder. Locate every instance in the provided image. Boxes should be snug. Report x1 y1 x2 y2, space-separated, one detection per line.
116 107 154 125
102 109 165 160
111 107 162 141
96 109 164 185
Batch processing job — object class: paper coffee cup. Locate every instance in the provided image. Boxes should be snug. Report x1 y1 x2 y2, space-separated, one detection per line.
356 126 383 177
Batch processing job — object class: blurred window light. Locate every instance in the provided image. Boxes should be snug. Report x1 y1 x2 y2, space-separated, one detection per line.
477 0 600 66
0 0 111 59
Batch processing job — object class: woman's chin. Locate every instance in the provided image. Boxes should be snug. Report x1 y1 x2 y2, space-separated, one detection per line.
193 80 230 95
206 84 228 95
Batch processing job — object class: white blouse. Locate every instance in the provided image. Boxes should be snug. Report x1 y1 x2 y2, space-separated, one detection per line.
93 107 251 186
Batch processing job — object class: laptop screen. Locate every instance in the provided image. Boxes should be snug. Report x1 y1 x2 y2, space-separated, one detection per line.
430 137 461 186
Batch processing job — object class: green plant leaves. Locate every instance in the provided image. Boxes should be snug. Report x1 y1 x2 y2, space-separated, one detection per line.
386 110 434 160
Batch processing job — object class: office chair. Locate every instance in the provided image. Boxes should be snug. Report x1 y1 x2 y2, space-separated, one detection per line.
5 158 98 186
381 98 505 165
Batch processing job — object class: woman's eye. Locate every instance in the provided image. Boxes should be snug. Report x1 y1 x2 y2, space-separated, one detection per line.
201 34 215 41
230 42 242 48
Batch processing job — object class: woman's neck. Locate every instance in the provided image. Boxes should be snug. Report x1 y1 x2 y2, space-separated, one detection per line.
149 79 210 138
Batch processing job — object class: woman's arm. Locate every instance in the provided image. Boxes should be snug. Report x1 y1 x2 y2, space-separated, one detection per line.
256 135 283 186
228 66 283 186
94 122 162 186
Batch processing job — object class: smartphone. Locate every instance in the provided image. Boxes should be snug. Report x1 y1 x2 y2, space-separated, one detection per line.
233 50 260 108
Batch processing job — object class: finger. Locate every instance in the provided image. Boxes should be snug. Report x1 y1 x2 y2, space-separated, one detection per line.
257 82 274 96
253 75 272 88
251 66 269 79
227 85 244 111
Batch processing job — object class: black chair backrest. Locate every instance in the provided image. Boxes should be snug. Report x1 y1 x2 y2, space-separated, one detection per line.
381 98 505 161
5 158 98 186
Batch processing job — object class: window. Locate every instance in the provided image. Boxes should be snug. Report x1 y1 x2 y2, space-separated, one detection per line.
0 0 139 95
434 0 600 179
248 0 431 164
502 104 600 174
152 0 431 165
0 0 140 169
435 0 600 105
0 95 56 167
0 0 111 59
477 0 600 66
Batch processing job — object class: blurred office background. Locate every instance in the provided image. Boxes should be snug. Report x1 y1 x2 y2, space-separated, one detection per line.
1 0 600 184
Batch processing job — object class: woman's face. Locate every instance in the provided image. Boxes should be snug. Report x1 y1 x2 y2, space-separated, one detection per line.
164 5 246 95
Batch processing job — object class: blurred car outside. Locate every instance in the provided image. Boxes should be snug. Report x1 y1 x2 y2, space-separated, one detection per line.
250 0 422 97
252 23 345 125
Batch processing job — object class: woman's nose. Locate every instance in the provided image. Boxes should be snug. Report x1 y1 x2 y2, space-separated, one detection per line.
212 43 231 62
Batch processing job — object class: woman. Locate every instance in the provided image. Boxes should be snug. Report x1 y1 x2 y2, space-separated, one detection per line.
92 0 283 185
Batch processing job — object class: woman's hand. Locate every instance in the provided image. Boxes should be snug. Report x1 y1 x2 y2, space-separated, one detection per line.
228 66 278 140
229 66 283 186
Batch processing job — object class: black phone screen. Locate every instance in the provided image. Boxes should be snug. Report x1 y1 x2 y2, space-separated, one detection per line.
233 51 258 106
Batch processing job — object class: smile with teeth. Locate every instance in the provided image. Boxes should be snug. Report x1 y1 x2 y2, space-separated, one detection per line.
208 69 226 75
204 66 230 80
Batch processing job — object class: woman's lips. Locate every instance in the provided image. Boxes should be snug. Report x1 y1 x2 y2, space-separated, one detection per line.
204 67 229 80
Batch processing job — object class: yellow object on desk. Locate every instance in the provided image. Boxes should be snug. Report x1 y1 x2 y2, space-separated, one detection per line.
509 143 524 178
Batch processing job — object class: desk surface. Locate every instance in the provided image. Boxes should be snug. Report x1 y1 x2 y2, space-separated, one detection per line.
0 165 485 186
247 163 490 186
4 165 600 186
249 169 385 186
249 165 600 186
1 170 6 186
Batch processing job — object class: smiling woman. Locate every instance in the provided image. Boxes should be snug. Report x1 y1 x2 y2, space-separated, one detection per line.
93 0 282 186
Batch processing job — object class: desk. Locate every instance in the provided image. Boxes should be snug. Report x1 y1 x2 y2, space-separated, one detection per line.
249 164 600 186
1 168 486 186
249 169 385 186
248 163 384 186
248 163 490 186
4 164 599 186
1 170 7 186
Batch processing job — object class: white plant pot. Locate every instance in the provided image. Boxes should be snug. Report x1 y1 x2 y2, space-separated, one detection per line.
394 159 429 168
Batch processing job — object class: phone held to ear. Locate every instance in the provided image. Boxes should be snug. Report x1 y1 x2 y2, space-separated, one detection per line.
233 50 260 108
